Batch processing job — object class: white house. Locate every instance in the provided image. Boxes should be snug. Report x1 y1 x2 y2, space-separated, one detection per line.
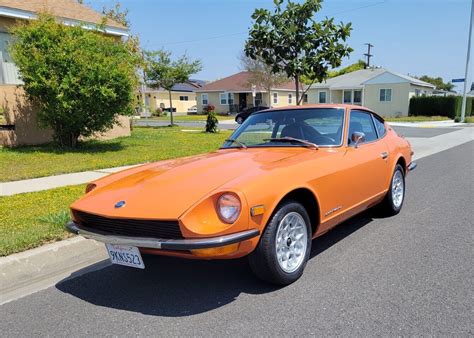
306 68 435 117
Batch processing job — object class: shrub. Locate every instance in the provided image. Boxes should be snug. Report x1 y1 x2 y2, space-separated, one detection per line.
409 96 473 119
151 107 163 117
205 106 218 133
10 14 140 148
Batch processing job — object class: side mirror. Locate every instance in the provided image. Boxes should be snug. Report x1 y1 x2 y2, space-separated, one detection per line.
351 131 366 148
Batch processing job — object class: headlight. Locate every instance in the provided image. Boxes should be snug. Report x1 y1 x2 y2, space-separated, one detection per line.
85 183 97 194
216 193 241 224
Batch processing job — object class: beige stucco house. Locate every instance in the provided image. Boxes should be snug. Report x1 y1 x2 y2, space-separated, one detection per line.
195 71 300 114
306 68 435 117
0 0 131 147
138 80 205 115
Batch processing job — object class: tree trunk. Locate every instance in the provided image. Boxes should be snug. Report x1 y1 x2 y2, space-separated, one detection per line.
168 90 174 126
295 75 300 106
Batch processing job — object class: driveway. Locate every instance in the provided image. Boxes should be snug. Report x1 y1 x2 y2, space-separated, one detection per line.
1 140 472 336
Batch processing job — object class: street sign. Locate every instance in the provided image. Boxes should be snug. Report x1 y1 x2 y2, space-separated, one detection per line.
452 78 465 83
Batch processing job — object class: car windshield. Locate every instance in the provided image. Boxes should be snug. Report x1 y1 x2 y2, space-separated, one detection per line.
222 108 345 148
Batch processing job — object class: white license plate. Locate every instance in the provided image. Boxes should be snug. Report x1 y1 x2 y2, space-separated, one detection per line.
106 244 145 269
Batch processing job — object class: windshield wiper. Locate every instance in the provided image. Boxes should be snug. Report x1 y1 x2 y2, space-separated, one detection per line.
224 139 247 149
263 137 319 149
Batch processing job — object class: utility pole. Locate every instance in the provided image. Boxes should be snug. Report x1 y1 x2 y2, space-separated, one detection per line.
461 0 473 123
364 43 374 68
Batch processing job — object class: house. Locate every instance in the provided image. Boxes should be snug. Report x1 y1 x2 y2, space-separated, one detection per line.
0 0 130 146
306 68 435 117
195 71 300 114
138 80 205 115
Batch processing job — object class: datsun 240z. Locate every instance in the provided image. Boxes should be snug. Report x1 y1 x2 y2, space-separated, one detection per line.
67 104 416 285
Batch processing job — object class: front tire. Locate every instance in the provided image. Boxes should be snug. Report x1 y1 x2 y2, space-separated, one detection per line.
248 201 311 285
379 164 405 216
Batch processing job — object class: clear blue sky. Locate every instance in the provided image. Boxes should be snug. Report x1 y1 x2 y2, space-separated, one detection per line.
89 0 472 92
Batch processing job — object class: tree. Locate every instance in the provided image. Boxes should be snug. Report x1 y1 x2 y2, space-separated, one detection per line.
144 50 201 125
245 0 352 105
418 75 455 91
10 14 139 147
239 52 288 106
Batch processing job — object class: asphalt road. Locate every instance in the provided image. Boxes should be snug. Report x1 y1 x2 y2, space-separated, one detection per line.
1 142 473 336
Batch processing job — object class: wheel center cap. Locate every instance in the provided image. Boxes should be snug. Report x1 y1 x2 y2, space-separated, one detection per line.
287 238 292 246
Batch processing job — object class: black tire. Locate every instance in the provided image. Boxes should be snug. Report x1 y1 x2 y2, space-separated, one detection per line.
248 200 312 285
379 164 405 216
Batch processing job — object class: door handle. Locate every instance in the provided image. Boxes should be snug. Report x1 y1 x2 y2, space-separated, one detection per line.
380 152 389 159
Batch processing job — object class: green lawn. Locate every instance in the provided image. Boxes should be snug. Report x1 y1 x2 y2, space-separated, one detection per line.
0 127 231 182
142 114 232 122
385 116 450 122
0 185 84 256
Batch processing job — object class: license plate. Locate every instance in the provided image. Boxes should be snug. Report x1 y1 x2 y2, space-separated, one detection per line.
106 244 145 269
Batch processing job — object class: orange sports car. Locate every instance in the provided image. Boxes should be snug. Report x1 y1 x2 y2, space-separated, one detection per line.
67 104 416 285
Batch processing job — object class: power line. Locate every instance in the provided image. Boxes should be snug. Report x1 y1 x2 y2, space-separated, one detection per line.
147 0 388 47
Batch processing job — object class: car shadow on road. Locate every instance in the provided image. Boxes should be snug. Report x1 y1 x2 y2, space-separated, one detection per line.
56 209 377 317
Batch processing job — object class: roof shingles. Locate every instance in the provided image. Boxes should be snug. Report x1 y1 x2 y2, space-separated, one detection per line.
0 0 125 29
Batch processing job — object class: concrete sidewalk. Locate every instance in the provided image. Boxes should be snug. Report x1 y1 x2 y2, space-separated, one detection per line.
0 164 141 196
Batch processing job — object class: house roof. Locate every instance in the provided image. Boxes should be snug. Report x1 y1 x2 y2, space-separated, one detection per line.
308 68 435 89
144 80 206 93
196 71 300 92
0 0 127 35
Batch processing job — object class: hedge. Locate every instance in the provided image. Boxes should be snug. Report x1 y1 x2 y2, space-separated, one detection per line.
409 96 473 118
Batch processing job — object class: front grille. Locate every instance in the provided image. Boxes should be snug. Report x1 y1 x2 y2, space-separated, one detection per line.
73 210 183 239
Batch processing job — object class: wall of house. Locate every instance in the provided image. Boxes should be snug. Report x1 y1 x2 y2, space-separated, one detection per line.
142 91 196 113
363 82 412 117
0 85 130 147
269 90 297 107
306 89 330 104
408 85 434 99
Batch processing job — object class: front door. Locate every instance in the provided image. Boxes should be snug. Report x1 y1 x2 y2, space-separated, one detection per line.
239 93 247 111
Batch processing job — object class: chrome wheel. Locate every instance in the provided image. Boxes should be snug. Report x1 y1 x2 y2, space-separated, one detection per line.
392 170 404 208
275 212 308 273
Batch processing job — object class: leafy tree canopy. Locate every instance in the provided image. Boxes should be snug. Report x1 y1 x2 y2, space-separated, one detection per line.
301 59 366 84
10 14 140 147
245 0 353 104
418 75 455 91
144 49 201 125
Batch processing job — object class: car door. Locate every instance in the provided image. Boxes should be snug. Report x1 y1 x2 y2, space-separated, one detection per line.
342 109 390 211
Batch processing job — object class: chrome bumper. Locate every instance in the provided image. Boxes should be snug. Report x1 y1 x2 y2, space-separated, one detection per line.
65 221 260 251
408 162 417 171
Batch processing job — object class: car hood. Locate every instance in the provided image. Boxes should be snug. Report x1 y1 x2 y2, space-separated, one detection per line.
71 148 304 219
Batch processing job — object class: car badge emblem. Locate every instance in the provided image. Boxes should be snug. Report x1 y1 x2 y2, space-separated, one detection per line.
115 200 126 208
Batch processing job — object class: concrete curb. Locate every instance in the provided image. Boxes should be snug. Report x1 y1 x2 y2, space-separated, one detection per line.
0 236 109 305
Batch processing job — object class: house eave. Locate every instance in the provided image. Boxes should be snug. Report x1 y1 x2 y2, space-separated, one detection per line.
0 6 129 37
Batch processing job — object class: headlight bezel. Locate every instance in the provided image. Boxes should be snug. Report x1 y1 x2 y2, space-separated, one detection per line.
216 193 242 224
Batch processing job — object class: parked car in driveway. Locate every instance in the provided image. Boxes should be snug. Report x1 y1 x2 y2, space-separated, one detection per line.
187 105 197 114
67 104 416 285
235 105 269 124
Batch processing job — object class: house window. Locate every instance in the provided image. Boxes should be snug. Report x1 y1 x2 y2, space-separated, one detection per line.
288 93 293 104
319 91 327 103
201 93 208 105
255 93 262 106
343 90 352 103
379 88 392 102
179 96 189 101
0 32 22 85
220 93 234 105
415 89 421 97
303 94 308 103
273 92 278 104
353 90 362 105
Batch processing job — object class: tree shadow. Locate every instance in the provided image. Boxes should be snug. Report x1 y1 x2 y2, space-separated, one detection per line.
56 209 377 317
2 138 126 154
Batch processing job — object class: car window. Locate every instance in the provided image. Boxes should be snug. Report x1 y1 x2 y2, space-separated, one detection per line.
223 108 345 148
372 114 386 138
348 110 378 145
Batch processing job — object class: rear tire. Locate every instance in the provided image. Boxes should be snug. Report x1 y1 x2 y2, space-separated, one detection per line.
379 164 405 216
248 201 311 285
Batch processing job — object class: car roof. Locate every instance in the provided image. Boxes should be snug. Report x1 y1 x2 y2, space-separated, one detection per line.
255 104 384 121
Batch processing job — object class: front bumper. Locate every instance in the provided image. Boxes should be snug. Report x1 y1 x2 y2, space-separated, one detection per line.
65 221 260 251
